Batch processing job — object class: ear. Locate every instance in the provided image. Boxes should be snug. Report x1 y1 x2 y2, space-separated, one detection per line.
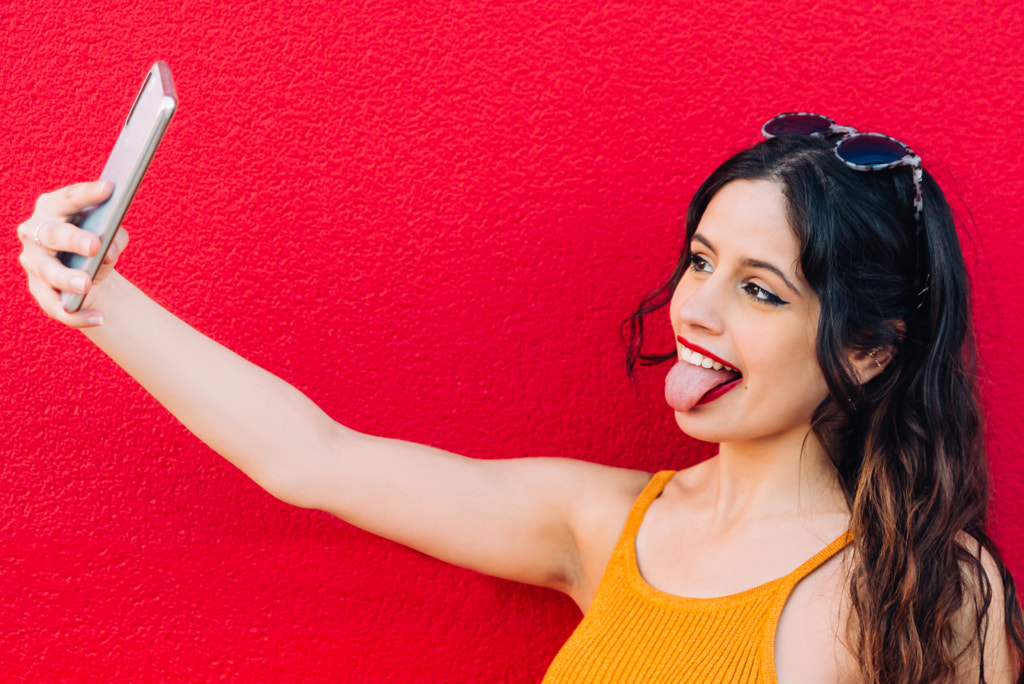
848 345 896 385
847 320 905 386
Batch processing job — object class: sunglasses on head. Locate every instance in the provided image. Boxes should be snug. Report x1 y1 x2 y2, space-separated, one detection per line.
761 112 924 236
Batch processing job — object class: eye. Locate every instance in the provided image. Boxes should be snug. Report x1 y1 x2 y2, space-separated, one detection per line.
687 253 712 273
742 282 787 307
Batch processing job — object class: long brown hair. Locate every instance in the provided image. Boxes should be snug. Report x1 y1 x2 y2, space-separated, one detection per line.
625 133 1024 682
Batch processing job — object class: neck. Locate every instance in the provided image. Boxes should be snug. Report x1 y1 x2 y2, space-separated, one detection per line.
705 429 848 526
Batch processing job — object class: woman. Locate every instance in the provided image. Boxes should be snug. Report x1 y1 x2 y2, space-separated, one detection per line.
17 113 1024 682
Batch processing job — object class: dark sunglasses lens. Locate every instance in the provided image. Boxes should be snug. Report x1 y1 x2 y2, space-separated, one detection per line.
764 114 834 136
836 135 908 165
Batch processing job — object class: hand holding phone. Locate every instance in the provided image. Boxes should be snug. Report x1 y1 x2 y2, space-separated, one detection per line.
58 61 177 312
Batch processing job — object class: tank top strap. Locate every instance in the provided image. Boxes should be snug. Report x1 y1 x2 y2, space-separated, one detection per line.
775 529 853 591
617 470 677 542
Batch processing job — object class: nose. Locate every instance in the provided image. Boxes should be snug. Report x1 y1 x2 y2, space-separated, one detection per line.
671 272 725 335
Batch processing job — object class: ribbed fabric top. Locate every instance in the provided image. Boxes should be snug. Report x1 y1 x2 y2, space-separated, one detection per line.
543 470 852 683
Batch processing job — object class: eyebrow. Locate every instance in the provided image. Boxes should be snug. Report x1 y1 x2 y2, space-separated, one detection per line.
691 234 803 296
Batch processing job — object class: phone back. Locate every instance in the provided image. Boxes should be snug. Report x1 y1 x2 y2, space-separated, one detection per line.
59 61 177 312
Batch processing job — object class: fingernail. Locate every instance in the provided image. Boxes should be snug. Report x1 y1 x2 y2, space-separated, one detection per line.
81 238 94 254
87 314 104 326
70 276 87 293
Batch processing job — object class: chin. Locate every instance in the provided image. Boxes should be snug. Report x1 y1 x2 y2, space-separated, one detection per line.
671 406 816 447
672 409 736 444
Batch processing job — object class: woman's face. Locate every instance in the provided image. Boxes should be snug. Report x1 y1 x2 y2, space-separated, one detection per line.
667 179 829 446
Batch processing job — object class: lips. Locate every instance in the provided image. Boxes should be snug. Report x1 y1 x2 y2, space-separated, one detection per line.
676 336 739 373
664 336 742 412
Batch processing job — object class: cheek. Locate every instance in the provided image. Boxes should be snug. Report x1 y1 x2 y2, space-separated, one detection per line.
772 336 830 406
741 327 824 391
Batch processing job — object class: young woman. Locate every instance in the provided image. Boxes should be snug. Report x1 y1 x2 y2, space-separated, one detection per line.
17 113 1024 682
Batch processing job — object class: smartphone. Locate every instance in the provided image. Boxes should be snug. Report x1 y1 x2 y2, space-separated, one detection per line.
58 61 177 312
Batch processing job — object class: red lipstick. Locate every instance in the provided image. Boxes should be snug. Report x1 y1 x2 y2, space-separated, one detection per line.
674 335 742 407
696 376 743 405
676 335 737 370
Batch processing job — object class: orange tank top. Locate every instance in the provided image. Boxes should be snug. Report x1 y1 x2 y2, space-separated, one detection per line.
543 470 852 683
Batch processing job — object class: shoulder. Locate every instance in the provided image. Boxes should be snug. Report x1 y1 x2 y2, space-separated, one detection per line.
553 463 654 610
952 534 1021 682
565 462 655 546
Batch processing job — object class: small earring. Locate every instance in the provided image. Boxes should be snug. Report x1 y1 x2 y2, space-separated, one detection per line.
868 347 884 369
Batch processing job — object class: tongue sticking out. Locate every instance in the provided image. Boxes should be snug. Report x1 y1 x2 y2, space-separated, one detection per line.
665 361 740 412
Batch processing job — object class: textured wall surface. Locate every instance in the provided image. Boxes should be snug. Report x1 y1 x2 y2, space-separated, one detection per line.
2 0 1022 681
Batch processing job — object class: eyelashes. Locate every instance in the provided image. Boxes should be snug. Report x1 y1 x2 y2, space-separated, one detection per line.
742 282 787 307
686 254 788 307
687 253 712 274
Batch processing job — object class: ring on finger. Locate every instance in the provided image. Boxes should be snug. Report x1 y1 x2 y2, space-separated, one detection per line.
33 219 50 247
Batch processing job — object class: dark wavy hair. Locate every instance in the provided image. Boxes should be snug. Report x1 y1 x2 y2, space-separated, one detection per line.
625 133 1024 682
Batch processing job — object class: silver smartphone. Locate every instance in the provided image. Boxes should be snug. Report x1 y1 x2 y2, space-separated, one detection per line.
59 61 177 312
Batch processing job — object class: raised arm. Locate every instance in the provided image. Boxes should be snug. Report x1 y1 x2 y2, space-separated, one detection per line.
17 181 648 604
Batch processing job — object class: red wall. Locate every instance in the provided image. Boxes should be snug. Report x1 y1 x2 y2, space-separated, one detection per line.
3 0 1022 680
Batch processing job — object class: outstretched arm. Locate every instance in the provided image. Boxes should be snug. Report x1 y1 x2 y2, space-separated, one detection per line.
17 181 647 602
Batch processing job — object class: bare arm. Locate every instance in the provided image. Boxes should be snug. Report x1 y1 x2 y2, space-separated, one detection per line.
17 181 647 598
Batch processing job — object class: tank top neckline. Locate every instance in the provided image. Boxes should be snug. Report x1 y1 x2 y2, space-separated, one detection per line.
621 470 853 611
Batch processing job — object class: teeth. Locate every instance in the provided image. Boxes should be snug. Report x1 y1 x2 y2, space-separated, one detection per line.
678 345 737 373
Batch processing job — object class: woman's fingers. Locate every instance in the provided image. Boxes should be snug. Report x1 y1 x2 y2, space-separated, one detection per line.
18 180 118 329
18 221 91 282
33 180 112 219
103 227 129 266
93 227 129 283
26 272 103 328
24 218 100 256
38 255 90 297
18 179 110 261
